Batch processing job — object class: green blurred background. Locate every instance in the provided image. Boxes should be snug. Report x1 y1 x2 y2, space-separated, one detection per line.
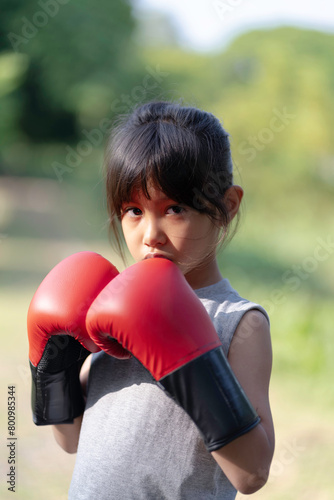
1 1 333 498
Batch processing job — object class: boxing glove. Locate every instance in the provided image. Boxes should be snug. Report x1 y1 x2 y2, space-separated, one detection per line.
27 251 125 426
86 258 260 451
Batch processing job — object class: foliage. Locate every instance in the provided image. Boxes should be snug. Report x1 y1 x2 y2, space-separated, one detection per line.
0 0 153 175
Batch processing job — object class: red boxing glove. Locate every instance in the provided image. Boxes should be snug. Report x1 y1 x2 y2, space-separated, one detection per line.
86 258 260 451
27 251 126 426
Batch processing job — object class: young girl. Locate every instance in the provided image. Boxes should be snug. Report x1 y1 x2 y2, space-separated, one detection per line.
53 101 275 498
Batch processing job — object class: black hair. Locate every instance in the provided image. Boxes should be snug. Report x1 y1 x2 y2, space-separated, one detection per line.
104 100 239 262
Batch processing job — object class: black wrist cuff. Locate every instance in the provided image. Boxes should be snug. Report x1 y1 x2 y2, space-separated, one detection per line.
30 360 85 426
158 346 260 451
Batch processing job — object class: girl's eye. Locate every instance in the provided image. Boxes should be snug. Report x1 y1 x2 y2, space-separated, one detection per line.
123 207 142 217
166 205 184 215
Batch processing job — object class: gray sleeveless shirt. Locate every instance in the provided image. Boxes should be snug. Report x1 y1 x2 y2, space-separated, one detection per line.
69 278 269 500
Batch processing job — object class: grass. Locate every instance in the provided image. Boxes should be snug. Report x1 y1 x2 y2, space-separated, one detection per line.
239 374 334 500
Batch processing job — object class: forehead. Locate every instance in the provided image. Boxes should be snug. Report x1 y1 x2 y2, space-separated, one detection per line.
129 182 174 204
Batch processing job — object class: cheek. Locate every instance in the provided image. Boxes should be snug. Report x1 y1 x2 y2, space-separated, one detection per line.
123 229 137 247
186 217 217 240
121 221 135 245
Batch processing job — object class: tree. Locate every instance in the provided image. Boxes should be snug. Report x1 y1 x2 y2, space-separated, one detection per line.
0 0 140 174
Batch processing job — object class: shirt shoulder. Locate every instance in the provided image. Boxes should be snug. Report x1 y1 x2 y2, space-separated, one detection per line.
194 279 269 355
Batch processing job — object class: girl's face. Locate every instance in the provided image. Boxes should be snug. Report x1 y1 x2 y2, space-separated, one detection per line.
120 183 223 289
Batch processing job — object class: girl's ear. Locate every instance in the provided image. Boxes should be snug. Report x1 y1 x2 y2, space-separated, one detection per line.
224 185 244 222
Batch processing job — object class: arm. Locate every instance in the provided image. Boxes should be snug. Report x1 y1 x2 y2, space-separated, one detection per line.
52 354 92 454
52 415 83 455
27 252 120 455
85 259 272 492
212 310 275 494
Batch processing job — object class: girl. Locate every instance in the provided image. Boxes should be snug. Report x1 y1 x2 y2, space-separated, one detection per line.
53 101 275 499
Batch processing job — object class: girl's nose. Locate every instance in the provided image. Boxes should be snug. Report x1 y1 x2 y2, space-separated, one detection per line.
143 218 167 248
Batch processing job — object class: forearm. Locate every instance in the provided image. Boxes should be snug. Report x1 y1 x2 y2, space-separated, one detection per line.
52 415 83 454
52 353 91 454
211 420 275 495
